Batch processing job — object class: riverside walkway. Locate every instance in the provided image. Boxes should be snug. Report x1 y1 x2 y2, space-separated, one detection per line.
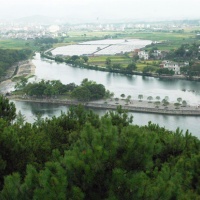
9 96 200 116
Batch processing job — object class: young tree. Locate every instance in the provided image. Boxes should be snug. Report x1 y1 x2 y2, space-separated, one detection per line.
125 95 131 105
82 56 89 63
156 96 160 101
147 96 153 103
138 94 143 101
15 111 26 127
154 101 160 108
115 98 119 104
177 97 182 103
121 94 125 99
182 100 187 107
105 58 111 66
0 95 16 123
174 102 181 109
165 96 169 101
126 63 137 72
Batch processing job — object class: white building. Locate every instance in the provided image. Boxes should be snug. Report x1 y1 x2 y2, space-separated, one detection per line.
160 60 182 75
138 50 149 60
152 50 162 57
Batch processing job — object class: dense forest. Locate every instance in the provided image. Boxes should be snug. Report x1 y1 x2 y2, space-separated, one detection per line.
0 95 200 199
0 48 32 78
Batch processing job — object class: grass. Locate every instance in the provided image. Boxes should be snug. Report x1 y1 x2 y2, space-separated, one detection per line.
0 39 28 49
136 63 147 71
88 55 132 67
28 29 200 72
55 30 200 52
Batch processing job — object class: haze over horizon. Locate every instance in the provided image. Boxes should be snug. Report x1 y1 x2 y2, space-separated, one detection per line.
1 0 200 23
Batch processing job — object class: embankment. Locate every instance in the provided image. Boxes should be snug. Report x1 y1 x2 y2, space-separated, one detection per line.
9 97 200 116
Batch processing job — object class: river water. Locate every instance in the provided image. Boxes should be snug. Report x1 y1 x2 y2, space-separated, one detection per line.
6 53 200 137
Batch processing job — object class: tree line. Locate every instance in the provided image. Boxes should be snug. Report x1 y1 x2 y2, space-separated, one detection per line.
15 78 107 102
0 95 200 199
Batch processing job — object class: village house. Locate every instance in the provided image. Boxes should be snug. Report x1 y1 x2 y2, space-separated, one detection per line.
160 60 182 75
138 50 149 60
152 50 162 57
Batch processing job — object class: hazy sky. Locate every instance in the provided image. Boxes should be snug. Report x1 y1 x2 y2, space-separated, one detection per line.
1 0 200 22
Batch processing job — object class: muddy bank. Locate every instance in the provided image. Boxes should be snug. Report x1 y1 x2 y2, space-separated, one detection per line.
0 60 36 94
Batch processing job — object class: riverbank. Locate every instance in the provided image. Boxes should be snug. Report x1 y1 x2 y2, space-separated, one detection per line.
8 96 200 116
13 60 36 79
0 60 36 94
42 53 199 82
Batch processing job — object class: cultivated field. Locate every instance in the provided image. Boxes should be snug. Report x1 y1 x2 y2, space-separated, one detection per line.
51 39 152 56
51 44 108 56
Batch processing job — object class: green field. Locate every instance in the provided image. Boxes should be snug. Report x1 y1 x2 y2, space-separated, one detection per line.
55 30 199 52
53 30 200 71
1 29 198 73
0 39 28 49
88 55 131 67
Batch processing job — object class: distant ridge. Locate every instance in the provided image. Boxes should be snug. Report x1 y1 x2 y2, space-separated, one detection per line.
15 15 63 25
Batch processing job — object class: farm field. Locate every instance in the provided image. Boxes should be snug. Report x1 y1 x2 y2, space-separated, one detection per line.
51 44 108 56
54 30 199 52
88 55 131 67
51 39 151 56
0 39 28 49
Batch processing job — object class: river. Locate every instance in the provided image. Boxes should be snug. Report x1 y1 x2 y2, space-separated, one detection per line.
6 53 200 137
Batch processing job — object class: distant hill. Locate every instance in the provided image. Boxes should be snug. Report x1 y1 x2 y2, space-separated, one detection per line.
15 15 64 25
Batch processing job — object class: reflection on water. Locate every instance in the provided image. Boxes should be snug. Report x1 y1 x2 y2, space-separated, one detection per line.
32 53 200 105
7 53 200 138
13 100 200 138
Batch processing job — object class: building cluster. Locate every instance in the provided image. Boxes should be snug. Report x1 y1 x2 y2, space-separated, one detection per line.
136 50 190 75
137 49 165 60
160 60 189 74
0 23 68 40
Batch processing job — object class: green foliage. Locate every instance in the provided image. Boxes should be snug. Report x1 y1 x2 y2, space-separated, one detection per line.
120 94 125 98
71 86 91 102
186 62 200 77
182 100 187 107
143 65 157 73
154 101 161 108
0 95 16 123
19 79 106 102
156 68 175 75
14 77 28 90
126 63 137 72
0 49 32 78
20 79 76 97
147 96 153 102
82 56 89 63
0 99 200 199
15 111 26 127
105 57 111 66
166 43 200 62
138 94 143 101
72 79 106 102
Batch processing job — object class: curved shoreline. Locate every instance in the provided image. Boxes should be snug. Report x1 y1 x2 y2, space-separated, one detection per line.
9 97 200 116
0 60 36 94
42 52 200 82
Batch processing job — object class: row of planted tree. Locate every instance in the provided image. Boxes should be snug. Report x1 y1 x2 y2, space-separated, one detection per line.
114 94 187 109
138 95 187 108
0 95 200 199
